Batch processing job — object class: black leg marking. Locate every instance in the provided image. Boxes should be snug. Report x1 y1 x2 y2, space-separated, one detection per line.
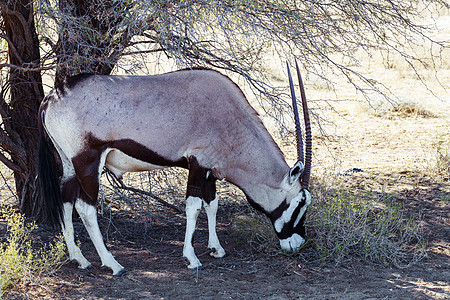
72 148 102 206
186 156 216 203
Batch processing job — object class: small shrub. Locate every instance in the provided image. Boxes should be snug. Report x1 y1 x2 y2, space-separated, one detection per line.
0 205 67 297
307 189 426 268
231 179 426 268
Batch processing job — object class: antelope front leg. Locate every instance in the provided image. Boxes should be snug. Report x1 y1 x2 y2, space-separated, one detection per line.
183 196 203 270
203 197 225 258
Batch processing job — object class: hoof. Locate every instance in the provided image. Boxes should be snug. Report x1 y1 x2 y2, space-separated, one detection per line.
76 263 94 270
71 259 93 270
100 265 128 276
209 247 226 258
100 265 110 272
184 257 203 270
189 265 204 271
114 269 128 277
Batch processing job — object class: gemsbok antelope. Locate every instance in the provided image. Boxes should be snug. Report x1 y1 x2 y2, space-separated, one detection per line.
37 61 312 276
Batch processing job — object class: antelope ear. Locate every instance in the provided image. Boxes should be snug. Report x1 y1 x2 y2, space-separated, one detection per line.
288 161 304 185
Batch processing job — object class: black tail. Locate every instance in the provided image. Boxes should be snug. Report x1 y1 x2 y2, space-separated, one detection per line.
35 109 64 229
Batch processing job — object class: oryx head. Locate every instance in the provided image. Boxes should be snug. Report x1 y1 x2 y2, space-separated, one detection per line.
269 60 312 252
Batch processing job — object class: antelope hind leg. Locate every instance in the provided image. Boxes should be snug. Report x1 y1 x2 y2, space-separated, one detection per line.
69 148 126 276
61 201 92 269
60 168 92 270
74 199 126 276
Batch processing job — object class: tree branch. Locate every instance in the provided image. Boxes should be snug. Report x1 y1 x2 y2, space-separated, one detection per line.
0 150 22 173
0 33 24 65
0 128 26 170
122 48 165 56
0 63 54 72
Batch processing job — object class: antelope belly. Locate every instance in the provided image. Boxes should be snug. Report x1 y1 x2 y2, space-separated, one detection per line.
105 149 165 177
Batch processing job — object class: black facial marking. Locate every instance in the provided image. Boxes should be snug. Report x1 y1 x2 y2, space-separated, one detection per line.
272 190 307 240
296 213 306 237
268 198 289 223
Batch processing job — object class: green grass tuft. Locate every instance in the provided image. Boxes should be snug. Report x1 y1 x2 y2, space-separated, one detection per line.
0 205 67 297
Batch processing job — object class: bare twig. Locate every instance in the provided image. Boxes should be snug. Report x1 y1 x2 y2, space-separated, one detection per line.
0 169 18 201
0 63 54 72
104 168 183 215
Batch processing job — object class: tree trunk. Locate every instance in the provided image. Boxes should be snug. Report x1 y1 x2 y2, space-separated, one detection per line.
1 0 44 215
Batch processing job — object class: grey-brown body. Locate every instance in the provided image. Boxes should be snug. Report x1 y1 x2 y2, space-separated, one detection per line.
38 68 311 275
46 70 289 210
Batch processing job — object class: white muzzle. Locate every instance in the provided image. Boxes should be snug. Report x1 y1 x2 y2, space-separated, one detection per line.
279 233 305 252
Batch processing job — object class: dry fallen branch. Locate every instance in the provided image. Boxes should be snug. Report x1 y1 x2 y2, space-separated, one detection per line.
104 168 183 215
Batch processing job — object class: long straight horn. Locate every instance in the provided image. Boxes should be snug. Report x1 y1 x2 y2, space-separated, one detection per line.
286 62 304 166
295 59 312 190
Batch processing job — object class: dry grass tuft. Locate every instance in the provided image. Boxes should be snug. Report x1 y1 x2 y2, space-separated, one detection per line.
430 140 450 181
374 102 438 119
231 207 279 254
